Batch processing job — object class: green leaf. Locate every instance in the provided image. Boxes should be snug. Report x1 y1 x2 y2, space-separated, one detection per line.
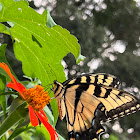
35 124 51 140
0 122 5 140
0 44 18 82
19 131 32 140
0 92 18 96
0 106 10 117
0 135 5 140
0 44 9 63
7 126 33 140
0 0 81 127
45 10 56 28
0 3 2 12
0 74 6 118
76 54 86 64
43 99 58 128
57 133 65 140
0 0 82 129
0 23 8 32
0 0 81 86
43 106 54 126
0 98 28 138
50 99 59 127
8 98 26 115
0 23 12 39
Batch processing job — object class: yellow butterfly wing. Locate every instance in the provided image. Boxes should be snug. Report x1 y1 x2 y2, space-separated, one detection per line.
63 73 121 88
64 85 105 140
94 85 140 122
54 73 140 140
63 84 139 139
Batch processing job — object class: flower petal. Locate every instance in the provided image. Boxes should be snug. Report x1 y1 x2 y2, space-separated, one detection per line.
0 62 17 83
28 105 39 126
36 111 59 140
0 62 26 99
40 110 48 121
7 82 25 99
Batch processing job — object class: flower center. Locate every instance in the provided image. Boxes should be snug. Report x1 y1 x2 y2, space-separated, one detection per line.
23 85 51 111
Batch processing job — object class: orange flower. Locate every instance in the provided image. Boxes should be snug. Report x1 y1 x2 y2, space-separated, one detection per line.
0 62 59 140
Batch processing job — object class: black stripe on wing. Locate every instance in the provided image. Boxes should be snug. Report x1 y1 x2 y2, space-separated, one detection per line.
94 86 140 123
63 73 121 89
64 84 90 126
68 124 105 140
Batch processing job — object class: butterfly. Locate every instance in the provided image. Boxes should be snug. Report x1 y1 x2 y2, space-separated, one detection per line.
53 73 140 140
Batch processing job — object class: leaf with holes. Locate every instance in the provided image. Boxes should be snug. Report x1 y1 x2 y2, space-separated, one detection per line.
0 0 82 86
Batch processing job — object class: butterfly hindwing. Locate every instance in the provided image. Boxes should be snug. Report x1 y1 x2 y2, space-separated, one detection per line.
91 85 140 122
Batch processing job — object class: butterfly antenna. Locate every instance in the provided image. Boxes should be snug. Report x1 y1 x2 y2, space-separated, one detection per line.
40 64 58 98
39 85 55 102
43 84 53 94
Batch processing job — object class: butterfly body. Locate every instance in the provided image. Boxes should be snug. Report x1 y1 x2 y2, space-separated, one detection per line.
53 73 140 140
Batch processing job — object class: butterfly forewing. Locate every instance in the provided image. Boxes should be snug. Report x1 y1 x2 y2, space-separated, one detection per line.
63 73 120 88
53 73 140 140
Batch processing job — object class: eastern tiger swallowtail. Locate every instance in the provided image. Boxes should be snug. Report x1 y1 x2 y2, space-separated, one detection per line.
53 73 140 140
